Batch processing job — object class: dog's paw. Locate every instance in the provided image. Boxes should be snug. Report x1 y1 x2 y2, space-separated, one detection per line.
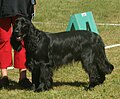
35 83 45 92
84 85 94 91
31 84 36 91
34 81 53 92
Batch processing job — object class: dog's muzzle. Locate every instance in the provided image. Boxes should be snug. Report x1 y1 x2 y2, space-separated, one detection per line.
16 36 23 41
16 33 27 41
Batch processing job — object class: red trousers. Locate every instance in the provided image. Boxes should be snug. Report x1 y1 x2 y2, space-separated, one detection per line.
0 17 26 69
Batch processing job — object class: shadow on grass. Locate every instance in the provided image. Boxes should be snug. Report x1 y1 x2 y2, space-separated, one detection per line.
2 79 31 91
53 81 88 88
2 80 88 91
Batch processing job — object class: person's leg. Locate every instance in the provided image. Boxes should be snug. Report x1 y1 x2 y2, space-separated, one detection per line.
1 69 8 77
13 41 32 89
19 69 27 80
14 44 27 80
0 17 13 87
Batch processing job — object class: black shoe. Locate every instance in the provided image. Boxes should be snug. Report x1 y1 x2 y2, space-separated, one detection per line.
0 76 9 88
19 78 32 89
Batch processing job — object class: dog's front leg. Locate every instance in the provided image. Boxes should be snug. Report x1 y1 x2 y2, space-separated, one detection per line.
31 67 40 91
33 63 53 92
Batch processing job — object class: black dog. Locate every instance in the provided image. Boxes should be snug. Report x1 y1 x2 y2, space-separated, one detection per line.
10 17 114 92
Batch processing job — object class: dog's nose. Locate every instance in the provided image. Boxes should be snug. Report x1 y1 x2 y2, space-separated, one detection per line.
13 26 19 33
14 30 19 33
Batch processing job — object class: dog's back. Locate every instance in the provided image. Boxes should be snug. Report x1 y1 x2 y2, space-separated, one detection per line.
47 30 100 66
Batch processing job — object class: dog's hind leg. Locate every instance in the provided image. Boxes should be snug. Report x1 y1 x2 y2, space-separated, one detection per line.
84 63 101 90
81 49 101 89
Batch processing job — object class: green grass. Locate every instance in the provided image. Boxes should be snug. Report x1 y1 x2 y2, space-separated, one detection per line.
0 0 120 99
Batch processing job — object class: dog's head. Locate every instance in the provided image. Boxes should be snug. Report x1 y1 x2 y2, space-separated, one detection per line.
10 17 31 51
13 17 31 41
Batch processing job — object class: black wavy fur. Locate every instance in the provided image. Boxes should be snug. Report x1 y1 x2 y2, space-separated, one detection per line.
10 17 114 92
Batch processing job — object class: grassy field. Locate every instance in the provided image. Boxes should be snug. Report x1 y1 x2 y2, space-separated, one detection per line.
0 0 120 99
